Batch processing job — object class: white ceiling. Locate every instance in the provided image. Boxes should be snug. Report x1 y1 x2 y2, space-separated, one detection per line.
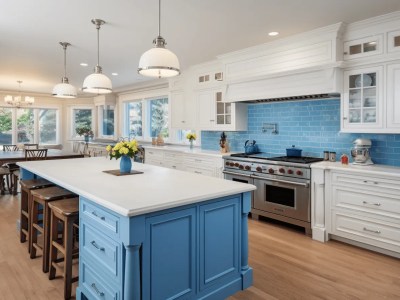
1 0 400 96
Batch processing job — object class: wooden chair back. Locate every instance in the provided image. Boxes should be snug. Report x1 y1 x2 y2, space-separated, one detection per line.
25 149 48 161
24 143 39 150
3 144 19 151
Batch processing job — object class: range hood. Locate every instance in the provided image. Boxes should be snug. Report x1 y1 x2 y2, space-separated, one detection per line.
225 67 342 103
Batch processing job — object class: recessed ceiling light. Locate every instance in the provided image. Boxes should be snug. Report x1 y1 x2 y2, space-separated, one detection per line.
268 31 279 36
80 63 88 67
111 73 118 76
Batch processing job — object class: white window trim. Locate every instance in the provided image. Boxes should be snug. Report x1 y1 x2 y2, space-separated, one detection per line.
69 105 95 140
97 105 116 140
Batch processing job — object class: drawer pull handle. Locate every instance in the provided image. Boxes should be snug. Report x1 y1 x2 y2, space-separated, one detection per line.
91 240 105 252
92 211 105 221
194 171 202 174
195 159 202 162
363 227 381 234
91 283 105 297
363 180 368 183
362 201 381 206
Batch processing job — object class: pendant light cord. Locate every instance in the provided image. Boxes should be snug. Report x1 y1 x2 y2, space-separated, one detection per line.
63 45 67 78
158 0 161 37
97 25 100 67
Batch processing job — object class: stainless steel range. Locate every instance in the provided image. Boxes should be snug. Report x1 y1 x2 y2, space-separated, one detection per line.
223 153 323 235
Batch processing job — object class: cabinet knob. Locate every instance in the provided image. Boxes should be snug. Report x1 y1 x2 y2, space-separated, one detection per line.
181 120 185 123
343 117 347 120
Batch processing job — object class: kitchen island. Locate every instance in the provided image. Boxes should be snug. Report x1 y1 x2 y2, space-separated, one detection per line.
18 157 256 300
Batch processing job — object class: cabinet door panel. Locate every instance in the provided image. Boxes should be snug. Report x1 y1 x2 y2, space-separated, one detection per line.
197 90 215 129
387 64 400 130
170 91 186 128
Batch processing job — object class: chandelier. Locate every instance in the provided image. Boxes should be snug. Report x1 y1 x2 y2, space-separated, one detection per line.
4 81 34 107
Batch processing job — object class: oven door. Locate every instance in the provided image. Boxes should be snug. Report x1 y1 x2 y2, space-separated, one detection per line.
252 175 310 222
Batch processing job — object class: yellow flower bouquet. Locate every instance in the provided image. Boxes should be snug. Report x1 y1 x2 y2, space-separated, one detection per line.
106 140 138 160
186 133 197 141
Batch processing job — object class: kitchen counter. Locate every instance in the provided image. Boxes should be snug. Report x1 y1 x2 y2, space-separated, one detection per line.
18 157 255 299
18 157 254 217
142 144 232 157
312 161 400 178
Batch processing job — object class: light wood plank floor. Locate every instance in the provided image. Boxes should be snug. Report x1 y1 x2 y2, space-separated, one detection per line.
1 194 399 300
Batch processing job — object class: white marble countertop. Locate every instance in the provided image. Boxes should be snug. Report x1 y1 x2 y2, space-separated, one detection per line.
142 144 232 158
18 157 255 217
311 161 400 178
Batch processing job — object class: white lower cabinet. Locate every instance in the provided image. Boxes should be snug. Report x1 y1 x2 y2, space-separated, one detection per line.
327 169 400 255
144 147 223 178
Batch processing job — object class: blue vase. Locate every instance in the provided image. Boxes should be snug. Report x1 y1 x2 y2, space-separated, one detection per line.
120 155 132 174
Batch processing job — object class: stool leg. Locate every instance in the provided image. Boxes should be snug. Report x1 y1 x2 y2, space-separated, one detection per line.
43 203 51 273
0 175 5 195
49 212 58 280
20 190 28 243
30 200 38 259
64 219 74 299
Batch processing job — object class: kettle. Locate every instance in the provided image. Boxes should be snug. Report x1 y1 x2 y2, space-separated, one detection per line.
245 140 258 154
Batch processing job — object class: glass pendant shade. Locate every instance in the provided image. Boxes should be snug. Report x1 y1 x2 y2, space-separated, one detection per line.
4 81 34 106
82 67 112 94
52 81 77 98
138 46 180 78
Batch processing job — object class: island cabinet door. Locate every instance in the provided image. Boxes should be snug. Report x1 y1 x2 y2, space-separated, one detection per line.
142 207 197 300
199 197 240 293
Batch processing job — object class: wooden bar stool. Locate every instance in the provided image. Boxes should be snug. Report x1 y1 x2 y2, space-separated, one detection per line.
48 198 79 300
20 178 54 252
30 186 76 273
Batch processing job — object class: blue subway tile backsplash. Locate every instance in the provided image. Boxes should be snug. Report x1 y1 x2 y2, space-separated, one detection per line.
201 99 400 167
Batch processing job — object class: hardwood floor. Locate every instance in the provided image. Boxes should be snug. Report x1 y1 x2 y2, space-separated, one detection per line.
1 194 399 300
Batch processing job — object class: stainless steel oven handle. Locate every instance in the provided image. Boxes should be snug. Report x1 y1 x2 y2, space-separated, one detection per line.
251 175 309 188
223 171 252 178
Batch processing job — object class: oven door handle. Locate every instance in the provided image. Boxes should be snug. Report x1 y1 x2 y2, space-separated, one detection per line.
223 170 252 178
251 175 309 188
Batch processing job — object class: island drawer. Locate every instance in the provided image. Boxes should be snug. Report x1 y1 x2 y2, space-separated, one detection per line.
332 211 400 253
81 199 120 239
81 261 119 300
82 222 120 281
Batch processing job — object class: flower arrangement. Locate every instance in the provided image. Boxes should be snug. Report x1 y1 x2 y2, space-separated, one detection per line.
186 133 196 141
106 140 138 160
76 125 93 137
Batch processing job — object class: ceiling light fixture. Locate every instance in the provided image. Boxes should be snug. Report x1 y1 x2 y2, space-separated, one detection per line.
82 19 112 94
268 31 279 36
4 81 34 107
111 73 118 76
52 42 77 98
80 63 88 67
138 0 180 78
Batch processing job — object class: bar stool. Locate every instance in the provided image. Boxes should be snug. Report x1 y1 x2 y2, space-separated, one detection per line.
30 186 76 273
0 167 9 195
48 198 79 300
20 178 54 252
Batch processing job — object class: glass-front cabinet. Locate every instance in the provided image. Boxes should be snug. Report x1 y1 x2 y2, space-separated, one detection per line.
388 30 400 53
342 66 383 132
343 35 383 60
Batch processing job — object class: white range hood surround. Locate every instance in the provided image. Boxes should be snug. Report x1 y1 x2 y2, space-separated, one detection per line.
219 22 345 102
225 65 343 102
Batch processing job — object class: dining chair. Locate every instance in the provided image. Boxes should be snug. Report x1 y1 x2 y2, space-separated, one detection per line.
24 143 39 150
25 149 48 161
2 144 19 151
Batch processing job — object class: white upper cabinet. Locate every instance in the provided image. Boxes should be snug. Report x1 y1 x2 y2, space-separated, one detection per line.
388 30 400 53
342 66 383 132
343 35 383 60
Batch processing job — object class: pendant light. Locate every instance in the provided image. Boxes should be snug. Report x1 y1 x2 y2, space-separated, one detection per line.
82 19 112 94
138 0 180 78
52 42 77 98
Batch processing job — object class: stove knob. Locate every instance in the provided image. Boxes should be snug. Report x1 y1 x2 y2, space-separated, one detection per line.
287 169 293 174
296 170 303 176
256 166 262 172
225 161 230 166
268 168 274 174
245 165 251 171
279 168 285 173
234 163 239 167
229 162 235 167
239 165 244 170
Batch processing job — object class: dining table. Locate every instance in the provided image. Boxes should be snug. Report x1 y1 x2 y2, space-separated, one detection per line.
0 149 84 164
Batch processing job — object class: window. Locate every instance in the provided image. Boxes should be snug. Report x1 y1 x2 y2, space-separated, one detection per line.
0 107 60 145
72 108 92 137
39 109 57 144
126 102 143 138
17 108 34 143
0 108 12 145
99 105 115 136
149 98 168 138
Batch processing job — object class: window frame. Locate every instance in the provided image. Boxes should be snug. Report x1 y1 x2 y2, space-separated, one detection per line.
70 106 95 139
97 104 116 139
